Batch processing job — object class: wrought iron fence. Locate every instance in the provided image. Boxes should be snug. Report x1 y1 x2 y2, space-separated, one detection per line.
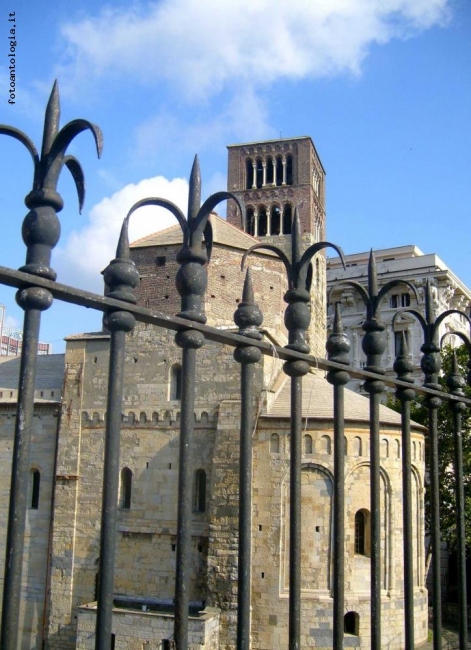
0 85 470 650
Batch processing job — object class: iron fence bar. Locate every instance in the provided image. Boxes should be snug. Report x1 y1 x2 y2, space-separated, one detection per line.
95 235 139 650
174 345 198 650
428 401 443 650
289 375 302 650
326 303 350 649
234 270 263 650
394 333 416 649
0 306 43 650
446 354 468 650
2 265 471 404
95 329 127 650
368 390 382 650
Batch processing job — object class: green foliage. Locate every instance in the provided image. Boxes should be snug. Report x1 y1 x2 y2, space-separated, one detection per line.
387 345 471 552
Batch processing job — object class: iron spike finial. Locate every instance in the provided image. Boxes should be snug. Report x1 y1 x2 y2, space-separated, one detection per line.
333 301 343 335
41 80 60 160
425 279 433 325
188 155 201 224
368 249 378 297
242 267 255 304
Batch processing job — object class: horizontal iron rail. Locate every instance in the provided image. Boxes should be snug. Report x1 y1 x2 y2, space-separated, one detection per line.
0 264 468 405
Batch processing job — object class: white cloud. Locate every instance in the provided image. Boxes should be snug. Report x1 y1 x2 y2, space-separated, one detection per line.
56 0 450 98
133 88 275 165
54 176 189 292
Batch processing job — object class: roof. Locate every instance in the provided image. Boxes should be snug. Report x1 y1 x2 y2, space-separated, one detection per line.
264 372 422 428
131 213 268 253
0 354 65 391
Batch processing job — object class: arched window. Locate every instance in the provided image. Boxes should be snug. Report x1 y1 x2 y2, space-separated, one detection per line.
246 207 255 236
344 611 359 635
255 158 263 188
193 469 206 513
120 467 132 509
271 205 281 235
275 156 283 186
354 509 370 556
266 156 274 185
170 364 182 400
286 154 293 185
381 438 389 458
246 158 254 189
353 436 362 457
258 206 268 236
270 433 280 453
283 204 292 235
320 435 331 454
31 469 40 509
304 434 313 455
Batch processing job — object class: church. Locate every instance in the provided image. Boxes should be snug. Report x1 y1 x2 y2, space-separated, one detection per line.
0 137 428 649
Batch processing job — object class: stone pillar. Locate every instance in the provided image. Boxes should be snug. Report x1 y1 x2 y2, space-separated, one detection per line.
282 156 287 185
252 161 257 189
262 160 267 187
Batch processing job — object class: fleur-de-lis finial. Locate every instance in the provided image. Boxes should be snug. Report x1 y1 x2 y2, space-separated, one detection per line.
0 80 103 282
115 155 243 326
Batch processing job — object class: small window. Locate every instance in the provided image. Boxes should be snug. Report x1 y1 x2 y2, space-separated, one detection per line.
170 364 182 400
156 256 166 267
120 467 132 509
270 433 280 453
31 469 40 509
304 434 312 455
193 469 206 513
344 611 359 635
354 509 371 556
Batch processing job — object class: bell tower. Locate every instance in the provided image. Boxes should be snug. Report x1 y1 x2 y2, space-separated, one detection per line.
226 136 325 245
226 136 328 356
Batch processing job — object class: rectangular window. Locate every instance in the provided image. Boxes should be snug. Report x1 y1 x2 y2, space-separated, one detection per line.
390 293 410 308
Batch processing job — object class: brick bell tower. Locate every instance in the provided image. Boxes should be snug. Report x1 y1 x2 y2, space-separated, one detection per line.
226 136 328 355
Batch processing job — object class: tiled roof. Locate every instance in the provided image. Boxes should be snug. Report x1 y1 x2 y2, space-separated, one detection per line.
0 354 65 391
131 213 261 252
264 372 422 428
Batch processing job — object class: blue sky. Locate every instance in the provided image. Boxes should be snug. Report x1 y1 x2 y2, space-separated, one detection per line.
0 0 470 352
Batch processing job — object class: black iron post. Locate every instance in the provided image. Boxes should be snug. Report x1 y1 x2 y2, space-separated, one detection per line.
403 280 471 650
233 269 263 650
95 218 140 650
326 303 350 649
393 331 416 649
0 82 102 650
243 211 343 650
330 250 417 650
127 158 241 649
444 343 469 650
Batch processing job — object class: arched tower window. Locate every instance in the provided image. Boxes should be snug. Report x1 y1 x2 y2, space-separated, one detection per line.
246 207 255 236
266 155 274 185
270 205 280 235
31 469 40 509
255 158 263 189
286 154 293 185
193 469 206 512
275 156 283 186
354 509 370 556
170 364 182 400
283 204 292 234
120 467 132 509
246 158 254 189
258 206 268 236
